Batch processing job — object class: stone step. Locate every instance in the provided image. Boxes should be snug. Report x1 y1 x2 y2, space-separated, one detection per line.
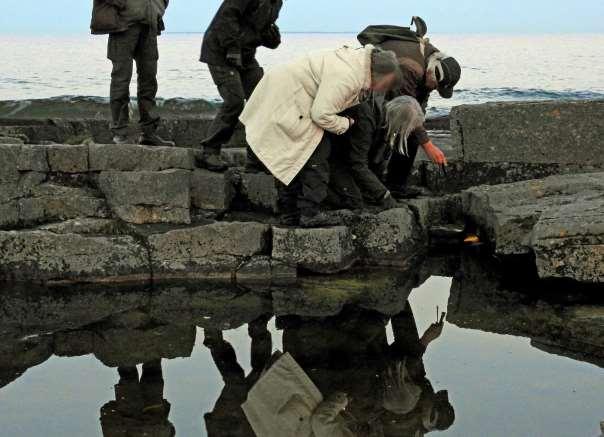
451 100 604 166
462 172 604 283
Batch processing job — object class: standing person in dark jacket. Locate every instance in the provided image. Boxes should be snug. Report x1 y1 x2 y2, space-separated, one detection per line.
357 20 462 197
90 0 175 147
198 0 283 172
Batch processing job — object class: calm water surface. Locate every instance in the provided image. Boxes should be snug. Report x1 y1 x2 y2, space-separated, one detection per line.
2 33 604 116
0 256 602 437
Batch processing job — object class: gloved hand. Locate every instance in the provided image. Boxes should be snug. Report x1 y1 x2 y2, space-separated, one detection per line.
422 140 447 166
226 49 243 68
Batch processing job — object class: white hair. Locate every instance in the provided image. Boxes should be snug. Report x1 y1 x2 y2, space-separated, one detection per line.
384 96 425 156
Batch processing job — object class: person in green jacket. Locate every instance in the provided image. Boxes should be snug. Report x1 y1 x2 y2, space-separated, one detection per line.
91 0 175 146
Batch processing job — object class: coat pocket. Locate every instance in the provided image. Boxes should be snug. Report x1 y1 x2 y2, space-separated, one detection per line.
273 88 312 140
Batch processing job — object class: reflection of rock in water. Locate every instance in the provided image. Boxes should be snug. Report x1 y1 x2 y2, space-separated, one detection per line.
273 255 460 318
448 255 604 367
0 282 272 393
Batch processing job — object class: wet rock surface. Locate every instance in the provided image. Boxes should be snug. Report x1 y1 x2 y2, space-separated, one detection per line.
0 230 150 282
272 226 358 274
463 172 604 283
148 221 271 280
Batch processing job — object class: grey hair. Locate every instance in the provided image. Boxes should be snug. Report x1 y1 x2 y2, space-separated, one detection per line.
371 48 402 87
384 96 425 156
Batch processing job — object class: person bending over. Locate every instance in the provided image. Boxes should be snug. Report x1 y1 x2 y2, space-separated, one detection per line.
328 95 425 211
198 0 283 172
240 46 402 227
358 18 461 197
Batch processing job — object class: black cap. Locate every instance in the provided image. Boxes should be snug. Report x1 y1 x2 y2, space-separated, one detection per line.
437 57 461 99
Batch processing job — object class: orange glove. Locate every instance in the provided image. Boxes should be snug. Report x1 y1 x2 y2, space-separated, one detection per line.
422 141 447 166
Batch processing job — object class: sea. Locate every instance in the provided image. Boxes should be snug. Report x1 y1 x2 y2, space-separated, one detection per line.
2 33 604 116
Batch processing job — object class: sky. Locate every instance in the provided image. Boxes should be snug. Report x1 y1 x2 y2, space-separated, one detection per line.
1 0 603 34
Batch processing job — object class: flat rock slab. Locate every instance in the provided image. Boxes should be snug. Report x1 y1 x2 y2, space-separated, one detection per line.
0 144 48 181
414 159 604 195
451 100 604 165
149 221 271 279
239 171 279 213
346 208 424 266
272 226 357 274
190 169 234 211
0 230 150 282
38 218 121 235
98 170 191 224
531 199 604 283
19 183 109 225
89 144 194 171
45 144 88 173
463 172 604 283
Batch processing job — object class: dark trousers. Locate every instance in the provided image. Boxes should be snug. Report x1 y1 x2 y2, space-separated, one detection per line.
278 134 332 215
325 160 365 210
202 63 264 152
108 24 160 136
385 135 421 190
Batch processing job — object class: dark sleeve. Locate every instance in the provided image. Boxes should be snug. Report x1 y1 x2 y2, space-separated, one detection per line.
390 305 427 358
347 104 390 202
214 0 252 52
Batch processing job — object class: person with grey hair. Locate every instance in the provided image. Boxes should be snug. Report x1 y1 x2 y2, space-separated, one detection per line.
326 94 425 211
240 45 402 227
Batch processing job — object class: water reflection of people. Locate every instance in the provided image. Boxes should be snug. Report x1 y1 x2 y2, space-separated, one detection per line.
279 302 455 436
100 359 175 437
204 315 273 437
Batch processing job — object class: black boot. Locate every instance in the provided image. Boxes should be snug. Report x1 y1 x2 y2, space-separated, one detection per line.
139 133 175 147
196 150 228 172
299 210 343 228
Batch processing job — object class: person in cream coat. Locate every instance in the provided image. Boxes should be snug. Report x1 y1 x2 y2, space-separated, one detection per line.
240 45 402 226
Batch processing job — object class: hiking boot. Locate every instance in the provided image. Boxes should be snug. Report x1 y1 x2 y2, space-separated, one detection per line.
196 151 228 172
299 211 342 228
278 212 300 227
112 134 129 145
139 133 175 147
244 160 269 174
391 185 433 200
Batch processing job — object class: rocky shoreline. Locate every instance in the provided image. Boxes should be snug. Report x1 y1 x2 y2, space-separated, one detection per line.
0 98 602 287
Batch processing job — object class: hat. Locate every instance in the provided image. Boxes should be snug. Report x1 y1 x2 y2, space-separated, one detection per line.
436 57 461 99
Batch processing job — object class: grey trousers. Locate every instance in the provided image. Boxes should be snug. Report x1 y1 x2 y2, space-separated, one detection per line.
107 23 160 135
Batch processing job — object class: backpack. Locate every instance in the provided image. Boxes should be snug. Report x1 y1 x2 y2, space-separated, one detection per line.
357 16 427 46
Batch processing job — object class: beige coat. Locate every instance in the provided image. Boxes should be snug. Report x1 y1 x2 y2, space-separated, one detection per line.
240 45 374 185
242 353 356 437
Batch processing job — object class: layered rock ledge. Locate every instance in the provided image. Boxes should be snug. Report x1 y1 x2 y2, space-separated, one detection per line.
0 98 603 287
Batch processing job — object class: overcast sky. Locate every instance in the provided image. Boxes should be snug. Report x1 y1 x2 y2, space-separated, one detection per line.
2 0 603 34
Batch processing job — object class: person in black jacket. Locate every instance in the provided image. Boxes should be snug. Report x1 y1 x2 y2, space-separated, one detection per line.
327 94 425 211
198 0 283 172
